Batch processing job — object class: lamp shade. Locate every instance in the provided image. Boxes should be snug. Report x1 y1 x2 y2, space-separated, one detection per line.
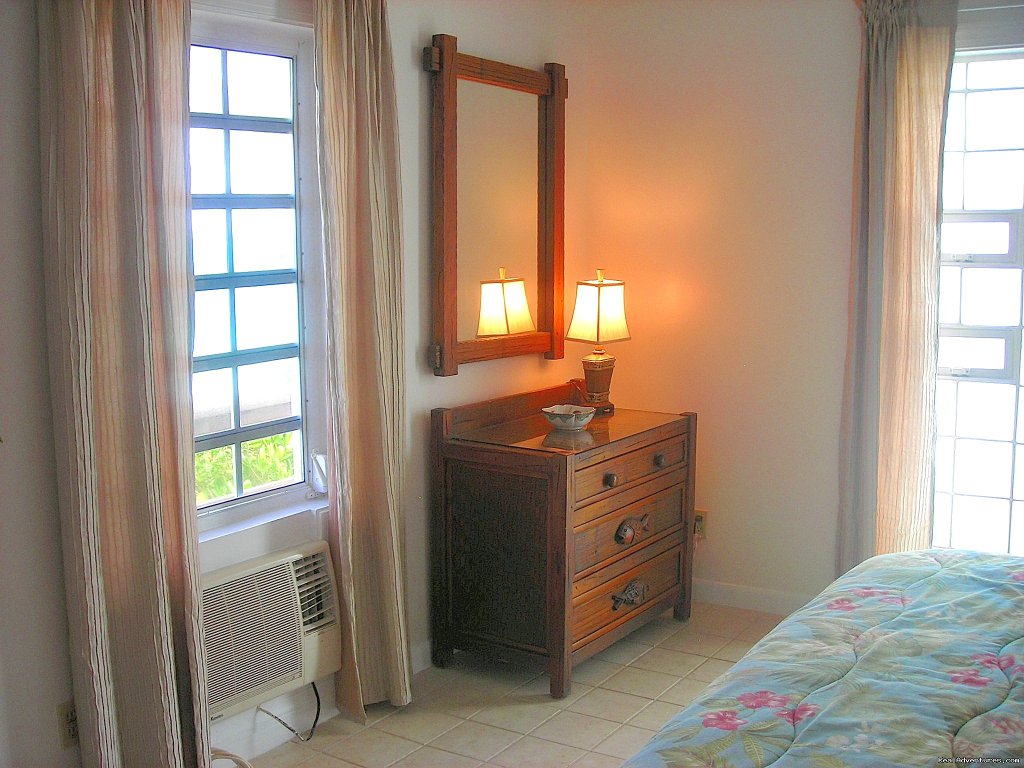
476 267 536 337
565 269 630 344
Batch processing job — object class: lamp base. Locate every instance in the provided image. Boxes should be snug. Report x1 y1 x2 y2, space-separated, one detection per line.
581 348 616 415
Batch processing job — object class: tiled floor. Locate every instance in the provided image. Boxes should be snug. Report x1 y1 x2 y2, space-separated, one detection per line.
251 603 784 768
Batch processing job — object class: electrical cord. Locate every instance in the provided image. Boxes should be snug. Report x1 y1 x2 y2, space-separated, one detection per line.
210 747 256 767
256 681 322 742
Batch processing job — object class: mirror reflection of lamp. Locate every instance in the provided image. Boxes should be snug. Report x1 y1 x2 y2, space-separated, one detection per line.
476 267 536 337
565 269 630 415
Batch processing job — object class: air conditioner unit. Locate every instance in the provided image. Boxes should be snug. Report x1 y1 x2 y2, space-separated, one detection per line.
202 540 342 721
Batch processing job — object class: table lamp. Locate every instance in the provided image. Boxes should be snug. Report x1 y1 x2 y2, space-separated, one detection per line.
476 267 536 337
565 269 630 415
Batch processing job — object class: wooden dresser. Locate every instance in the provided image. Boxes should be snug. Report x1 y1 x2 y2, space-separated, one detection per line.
431 381 696 697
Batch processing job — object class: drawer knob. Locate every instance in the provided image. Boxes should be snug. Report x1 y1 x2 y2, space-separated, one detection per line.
612 579 649 611
614 513 651 546
603 472 619 488
654 453 666 468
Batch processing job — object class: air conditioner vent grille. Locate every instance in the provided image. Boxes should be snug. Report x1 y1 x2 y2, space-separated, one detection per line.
202 562 303 711
294 551 337 632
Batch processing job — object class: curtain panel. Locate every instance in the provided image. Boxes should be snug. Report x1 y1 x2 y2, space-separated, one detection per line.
838 0 957 574
314 0 413 717
37 1 209 765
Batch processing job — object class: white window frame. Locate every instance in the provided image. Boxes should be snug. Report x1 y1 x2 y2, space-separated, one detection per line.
932 2 1024 553
190 11 327 534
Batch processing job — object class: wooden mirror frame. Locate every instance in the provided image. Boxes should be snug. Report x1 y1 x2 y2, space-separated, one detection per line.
424 34 567 376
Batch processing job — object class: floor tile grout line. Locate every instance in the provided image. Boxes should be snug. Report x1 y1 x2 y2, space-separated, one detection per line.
254 605 783 768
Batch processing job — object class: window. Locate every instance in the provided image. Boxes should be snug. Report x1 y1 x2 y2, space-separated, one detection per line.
935 51 1024 553
187 18 324 522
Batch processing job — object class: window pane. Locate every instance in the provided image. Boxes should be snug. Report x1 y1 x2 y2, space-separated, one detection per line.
193 289 232 357
966 90 1024 151
1012 502 1024 556
1018 388 1024 442
938 336 1005 370
227 51 292 120
943 152 964 211
191 209 228 275
229 131 294 195
940 221 1010 255
936 379 957 436
945 92 965 152
938 266 961 323
189 128 226 194
951 61 967 91
192 368 234 437
933 492 952 547
234 284 298 350
954 438 1012 497
241 430 303 493
195 445 237 506
964 150 1024 210
189 46 223 114
956 381 1016 440
232 209 297 272
1016 446 1024 501
950 495 1010 553
960 268 1021 326
936 436 954 493
967 58 1024 89
238 357 301 427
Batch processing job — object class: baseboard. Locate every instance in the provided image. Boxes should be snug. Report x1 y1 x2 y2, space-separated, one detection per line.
692 577 815 616
411 638 432 675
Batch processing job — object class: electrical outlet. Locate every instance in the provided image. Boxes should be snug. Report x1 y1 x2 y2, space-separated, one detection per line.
694 509 709 540
57 700 78 749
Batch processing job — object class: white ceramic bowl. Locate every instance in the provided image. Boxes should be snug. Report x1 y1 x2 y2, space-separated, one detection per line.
541 404 596 431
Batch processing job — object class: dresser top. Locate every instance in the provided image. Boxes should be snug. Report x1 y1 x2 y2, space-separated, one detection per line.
450 408 683 455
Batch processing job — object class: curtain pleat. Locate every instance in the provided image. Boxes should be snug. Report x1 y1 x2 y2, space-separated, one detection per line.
838 0 956 574
314 0 413 718
37 2 209 766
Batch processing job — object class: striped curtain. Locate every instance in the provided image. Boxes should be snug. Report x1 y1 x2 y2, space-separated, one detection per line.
314 0 413 717
838 0 957 574
37 1 209 765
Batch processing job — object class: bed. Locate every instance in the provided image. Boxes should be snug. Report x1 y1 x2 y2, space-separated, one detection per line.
625 549 1024 767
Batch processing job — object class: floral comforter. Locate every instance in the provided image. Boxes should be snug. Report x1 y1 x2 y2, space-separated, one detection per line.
624 550 1024 767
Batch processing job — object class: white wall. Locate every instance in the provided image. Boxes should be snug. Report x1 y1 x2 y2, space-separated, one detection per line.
563 0 861 613
0 2 80 766
391 0 861 674
0 0 859 762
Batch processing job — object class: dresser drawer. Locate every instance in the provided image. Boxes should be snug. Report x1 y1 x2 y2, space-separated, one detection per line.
571 546 681 648
574 484 684 575
574 435 686 505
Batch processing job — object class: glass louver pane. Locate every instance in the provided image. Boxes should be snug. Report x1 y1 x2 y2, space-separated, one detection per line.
227 51 293 120
232 209 297 272
234 284 298 350
950 495 1010 553
229 131 295 195
189 128 226 194
960 268 1021 327
953 438 1012 497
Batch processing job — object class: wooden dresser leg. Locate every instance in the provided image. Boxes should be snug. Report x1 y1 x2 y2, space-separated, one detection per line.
432 645 454 668
548 658 571 699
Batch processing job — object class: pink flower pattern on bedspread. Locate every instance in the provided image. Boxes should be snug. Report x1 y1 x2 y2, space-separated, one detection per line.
736 690 790 709
623 550 1024 768
701 710 747 730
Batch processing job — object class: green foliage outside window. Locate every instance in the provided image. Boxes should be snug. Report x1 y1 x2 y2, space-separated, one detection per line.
242 432 298 491
195 445 235 505
195 432 298 506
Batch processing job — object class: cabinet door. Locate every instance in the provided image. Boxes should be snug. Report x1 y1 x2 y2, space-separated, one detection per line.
447 460 552 651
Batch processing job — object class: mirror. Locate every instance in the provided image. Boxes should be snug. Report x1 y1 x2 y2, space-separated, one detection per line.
425 34 567 376
457 80 538 342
